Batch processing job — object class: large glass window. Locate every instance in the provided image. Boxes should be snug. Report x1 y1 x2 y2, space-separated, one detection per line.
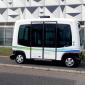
57 24 72 47
0 28 4 45
44 23 56 47
31 24 43 47
18 25 30 46
18 23 72 48
0 27 13 46
79 28 84 46
5 28 13 46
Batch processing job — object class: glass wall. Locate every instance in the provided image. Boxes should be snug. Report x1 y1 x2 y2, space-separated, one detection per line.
5 27 13 46
0 28 4 45
80 27 85 49
0 27 13 46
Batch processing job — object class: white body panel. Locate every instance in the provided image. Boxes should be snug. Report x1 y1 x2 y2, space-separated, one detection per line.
12 18 80 61
44 48 55 59
31 47 42 59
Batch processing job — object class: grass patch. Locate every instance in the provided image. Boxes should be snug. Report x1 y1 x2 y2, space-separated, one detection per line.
0 47 12 56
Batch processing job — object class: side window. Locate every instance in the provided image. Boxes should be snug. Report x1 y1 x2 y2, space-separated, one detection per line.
18 25 30 46
44 24 56 47
31 24 43 47
57 24 72 47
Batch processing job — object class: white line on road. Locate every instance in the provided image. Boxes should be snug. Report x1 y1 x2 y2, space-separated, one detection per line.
0 63 85 74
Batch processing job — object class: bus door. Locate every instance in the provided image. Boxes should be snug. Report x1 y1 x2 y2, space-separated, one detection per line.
31 22 43 59
44 22 57 60
56 24 72 60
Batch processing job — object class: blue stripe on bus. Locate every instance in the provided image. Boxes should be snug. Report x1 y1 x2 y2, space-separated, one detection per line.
57 49 80 53
44 49 80 53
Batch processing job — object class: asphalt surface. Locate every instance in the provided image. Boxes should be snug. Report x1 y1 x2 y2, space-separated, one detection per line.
0 73 75 85
0 56 85 72
0 65 82 85
0 56 85 85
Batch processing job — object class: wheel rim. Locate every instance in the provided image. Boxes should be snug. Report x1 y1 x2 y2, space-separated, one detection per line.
65 58 74 67
16 55 24 64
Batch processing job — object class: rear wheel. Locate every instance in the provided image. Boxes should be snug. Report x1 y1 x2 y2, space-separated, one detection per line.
63 57 79 67
65 57 75 67
15 54 26 64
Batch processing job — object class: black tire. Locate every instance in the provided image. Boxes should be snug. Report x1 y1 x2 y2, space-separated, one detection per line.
15 54 26 64
63 57 79 67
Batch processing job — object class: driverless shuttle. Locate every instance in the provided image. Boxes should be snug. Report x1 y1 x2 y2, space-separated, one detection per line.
10 18 81 67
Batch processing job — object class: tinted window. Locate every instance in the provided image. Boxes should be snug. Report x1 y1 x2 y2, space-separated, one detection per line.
57 24 72 47
18 25 30 46
18 23 72 48
44 24 56 47
31 24 43 47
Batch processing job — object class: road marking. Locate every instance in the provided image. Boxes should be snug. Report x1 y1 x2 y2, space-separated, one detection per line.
0 63 85 74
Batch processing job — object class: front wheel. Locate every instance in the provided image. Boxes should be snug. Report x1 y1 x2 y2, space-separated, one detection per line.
15 54 26 64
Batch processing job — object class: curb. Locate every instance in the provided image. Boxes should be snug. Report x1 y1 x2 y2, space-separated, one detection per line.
0 56 9 57
0 63 85 74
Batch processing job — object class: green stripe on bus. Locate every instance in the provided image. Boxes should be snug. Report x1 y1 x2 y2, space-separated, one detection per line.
12 46 55 52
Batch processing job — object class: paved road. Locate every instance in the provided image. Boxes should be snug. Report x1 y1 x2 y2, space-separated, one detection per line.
0 57 16 64
0 56 85 72
0 57 85 85
0 73 75 85
0 65 84 85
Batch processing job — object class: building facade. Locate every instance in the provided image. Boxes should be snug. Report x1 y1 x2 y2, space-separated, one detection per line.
0 0 85 46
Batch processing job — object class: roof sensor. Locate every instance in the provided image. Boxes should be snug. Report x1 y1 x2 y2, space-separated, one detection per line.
40 16 50 18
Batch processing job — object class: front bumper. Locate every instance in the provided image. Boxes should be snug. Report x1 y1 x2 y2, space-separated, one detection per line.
10 54 16 60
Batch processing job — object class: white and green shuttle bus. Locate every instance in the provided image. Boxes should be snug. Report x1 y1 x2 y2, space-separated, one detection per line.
10 18 81 67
